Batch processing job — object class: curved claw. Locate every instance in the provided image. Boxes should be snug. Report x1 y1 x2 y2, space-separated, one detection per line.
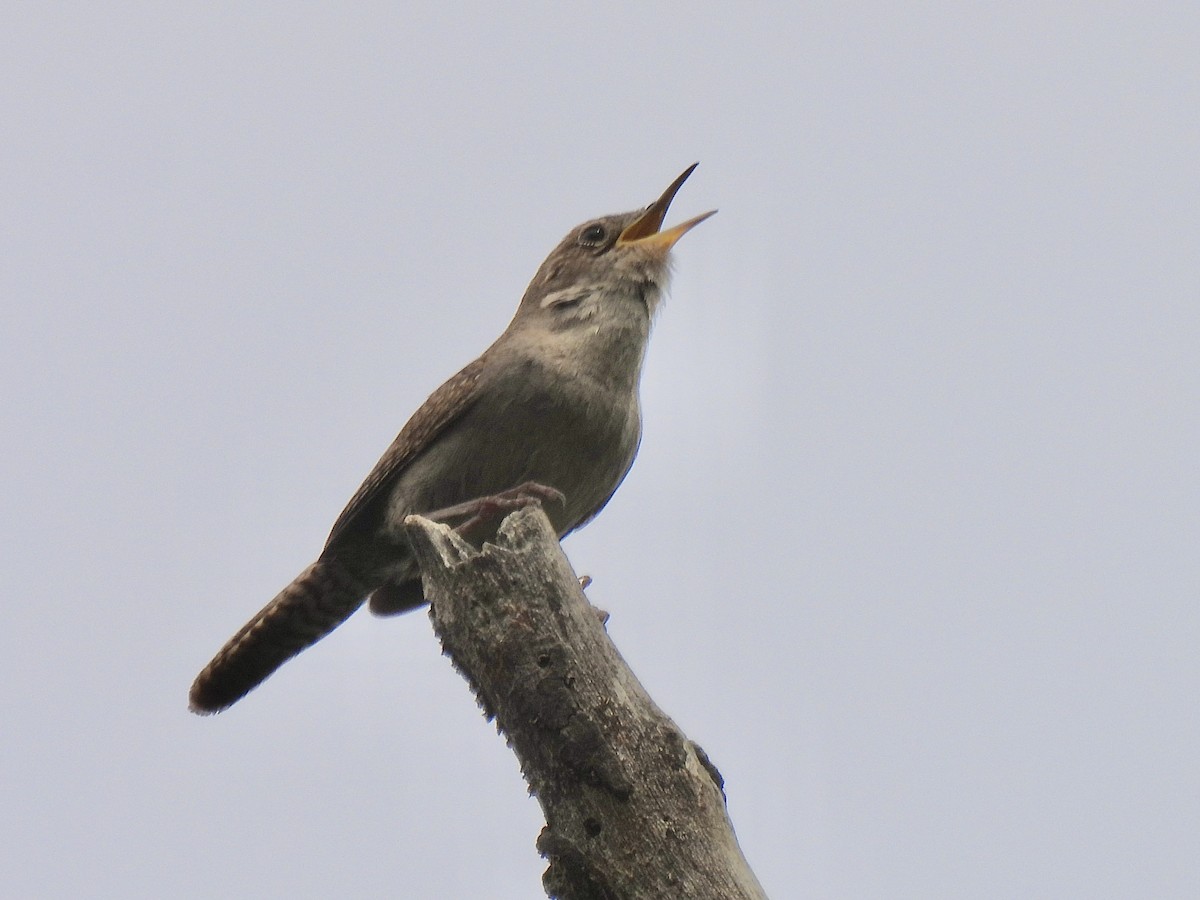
426 481 565 536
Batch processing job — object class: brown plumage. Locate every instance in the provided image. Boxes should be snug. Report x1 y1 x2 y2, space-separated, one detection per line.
189 165 715 713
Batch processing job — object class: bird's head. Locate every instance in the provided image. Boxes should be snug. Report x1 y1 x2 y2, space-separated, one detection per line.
517 164 716 325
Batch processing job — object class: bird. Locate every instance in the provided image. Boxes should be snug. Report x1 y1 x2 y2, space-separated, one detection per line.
189 164 715 713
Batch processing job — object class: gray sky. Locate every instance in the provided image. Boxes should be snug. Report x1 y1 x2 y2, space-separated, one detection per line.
3 4 1197 898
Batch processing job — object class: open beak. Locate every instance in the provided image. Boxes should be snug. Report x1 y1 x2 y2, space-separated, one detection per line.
617 163 717 252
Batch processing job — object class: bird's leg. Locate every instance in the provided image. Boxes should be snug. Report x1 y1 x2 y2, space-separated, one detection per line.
425 481 565 537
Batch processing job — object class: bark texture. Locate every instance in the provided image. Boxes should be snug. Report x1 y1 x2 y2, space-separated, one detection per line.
404 505 767 900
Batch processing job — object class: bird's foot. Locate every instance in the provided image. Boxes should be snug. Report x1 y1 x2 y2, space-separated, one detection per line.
428 482 565 537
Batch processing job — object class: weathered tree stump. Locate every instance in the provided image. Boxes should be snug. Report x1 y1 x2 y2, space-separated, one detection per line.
405 505 767 900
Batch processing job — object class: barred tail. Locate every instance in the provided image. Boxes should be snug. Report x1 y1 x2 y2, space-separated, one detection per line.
189 559 368 714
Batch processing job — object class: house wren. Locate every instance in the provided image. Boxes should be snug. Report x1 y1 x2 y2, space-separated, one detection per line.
189 164 715 713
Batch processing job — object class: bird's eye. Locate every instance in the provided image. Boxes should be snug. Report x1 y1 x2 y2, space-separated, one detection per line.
579 223 606 247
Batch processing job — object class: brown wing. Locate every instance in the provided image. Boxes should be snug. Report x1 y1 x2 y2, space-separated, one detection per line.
324 355 486 548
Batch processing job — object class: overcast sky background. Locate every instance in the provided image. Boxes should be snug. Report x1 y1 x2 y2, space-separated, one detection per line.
3 4 1197 898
